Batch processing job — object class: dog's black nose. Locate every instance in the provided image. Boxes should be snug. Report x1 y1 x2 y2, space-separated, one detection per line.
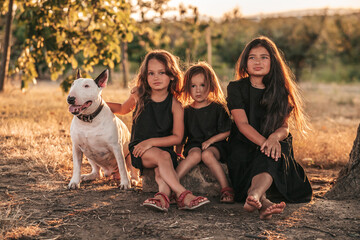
67 96 76 104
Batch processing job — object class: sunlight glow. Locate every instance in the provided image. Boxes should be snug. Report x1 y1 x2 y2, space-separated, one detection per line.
167 0 360 18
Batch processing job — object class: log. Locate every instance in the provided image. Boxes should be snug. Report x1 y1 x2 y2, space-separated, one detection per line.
142 163 229 197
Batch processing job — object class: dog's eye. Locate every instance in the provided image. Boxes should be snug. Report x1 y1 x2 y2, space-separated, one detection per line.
84 84 89 88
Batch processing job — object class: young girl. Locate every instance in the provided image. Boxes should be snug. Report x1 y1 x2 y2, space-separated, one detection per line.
226 36 312 219
176 62 234 203
107 50 209 211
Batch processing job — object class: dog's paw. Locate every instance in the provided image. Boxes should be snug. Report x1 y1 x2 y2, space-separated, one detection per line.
68 181 80 190
81 173 100 182
119 181 131 190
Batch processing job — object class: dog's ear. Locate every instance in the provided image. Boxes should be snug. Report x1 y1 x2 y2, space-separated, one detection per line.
76 69 81 79
94 69 108 88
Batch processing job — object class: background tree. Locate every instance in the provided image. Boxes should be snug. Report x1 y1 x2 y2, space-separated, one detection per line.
10 0 135 91
0 0 14 92
257 12 327 81
330 13 360 82
326 124 360 199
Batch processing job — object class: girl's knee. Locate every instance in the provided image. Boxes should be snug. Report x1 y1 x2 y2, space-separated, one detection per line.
201 150 215 162
159 150 171 160
156 151 173 167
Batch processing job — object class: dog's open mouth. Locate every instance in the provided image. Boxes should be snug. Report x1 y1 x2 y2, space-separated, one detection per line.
69 101 92 115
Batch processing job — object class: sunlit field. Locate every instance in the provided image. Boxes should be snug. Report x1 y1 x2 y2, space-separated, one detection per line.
1 80 358 172
0 80 359 238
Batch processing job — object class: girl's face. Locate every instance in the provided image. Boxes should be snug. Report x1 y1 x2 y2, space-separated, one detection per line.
190 73 209 104
247 46 271 78
147 58 172 92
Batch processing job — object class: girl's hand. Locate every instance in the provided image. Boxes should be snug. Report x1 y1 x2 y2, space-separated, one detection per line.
132 140 152 157
202 140 212 150
260 137 281 161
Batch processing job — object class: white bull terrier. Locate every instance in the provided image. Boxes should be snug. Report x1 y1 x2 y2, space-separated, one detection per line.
67 69 138 190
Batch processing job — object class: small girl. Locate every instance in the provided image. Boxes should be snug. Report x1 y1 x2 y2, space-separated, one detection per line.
107 50 209 212
226 36 312 219
176 62 234 203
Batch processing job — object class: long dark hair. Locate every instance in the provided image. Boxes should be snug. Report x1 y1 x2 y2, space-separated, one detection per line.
133 49 183 121
235 36 308 136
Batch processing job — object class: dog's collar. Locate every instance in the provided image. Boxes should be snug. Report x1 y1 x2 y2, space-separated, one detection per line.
77 100 104 123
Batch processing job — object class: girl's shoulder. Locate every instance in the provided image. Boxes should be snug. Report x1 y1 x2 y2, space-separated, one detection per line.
227 78 250 96
172 96 183 109
228 78 250 88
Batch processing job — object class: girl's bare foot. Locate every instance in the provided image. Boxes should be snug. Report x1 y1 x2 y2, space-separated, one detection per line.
244 195 262 212
259 198 286 220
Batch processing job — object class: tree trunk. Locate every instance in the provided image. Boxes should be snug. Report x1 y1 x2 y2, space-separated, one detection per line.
206 26 212 66
0 0 14 92
120 41 129 88
326 124 360 199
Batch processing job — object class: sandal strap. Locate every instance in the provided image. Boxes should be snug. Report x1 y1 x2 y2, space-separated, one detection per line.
189 196 207 208
154 192 170 208
221 187 234 194
176 190 192 207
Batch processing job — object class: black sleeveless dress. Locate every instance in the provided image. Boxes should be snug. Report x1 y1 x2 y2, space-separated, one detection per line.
183 102 231 163
226 78 312 203
129 93 178 175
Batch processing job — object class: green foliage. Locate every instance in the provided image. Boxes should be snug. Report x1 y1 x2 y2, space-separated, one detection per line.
3 1 360 87
13 0 135 90
60 69 92 92
332 13 360 63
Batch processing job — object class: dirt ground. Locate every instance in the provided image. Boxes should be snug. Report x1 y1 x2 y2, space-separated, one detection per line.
1 157 359 240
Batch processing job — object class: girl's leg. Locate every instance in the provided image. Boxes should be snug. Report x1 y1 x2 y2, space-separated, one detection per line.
141 147 208 207
176 148 201 179
244 172 273 212
143 167 172 209
201 147 229 189
202 147 233 203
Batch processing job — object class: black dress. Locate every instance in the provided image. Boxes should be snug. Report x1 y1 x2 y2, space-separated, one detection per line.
183 102 231 163
226 78 312 203
129 93 178 175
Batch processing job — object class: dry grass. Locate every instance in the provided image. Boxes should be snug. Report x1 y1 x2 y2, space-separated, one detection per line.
293 82 360 169
0 81 359 238
0 82 133 176
0 81 359 172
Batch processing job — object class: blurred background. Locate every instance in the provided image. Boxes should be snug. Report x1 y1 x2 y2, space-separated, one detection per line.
0 0 360 91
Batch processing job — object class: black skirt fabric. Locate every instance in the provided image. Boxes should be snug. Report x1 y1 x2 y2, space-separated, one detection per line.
228 134 312 203
129 146 178 175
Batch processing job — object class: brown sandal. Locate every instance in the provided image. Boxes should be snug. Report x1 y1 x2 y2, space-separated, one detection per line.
176 190 210 210
220 187 234 204
143 192 170 212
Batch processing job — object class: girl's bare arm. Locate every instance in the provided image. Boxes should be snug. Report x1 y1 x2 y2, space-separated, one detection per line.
231 109 267 146
106 88 137 115
202 131 230 150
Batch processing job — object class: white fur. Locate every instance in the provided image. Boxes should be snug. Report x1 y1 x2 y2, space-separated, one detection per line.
67 71 138 190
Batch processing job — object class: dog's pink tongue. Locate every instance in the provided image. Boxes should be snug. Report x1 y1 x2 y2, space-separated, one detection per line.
69 105 80 113
81 101 92 110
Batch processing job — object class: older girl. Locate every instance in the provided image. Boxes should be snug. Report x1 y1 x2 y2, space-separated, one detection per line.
227 36 312 219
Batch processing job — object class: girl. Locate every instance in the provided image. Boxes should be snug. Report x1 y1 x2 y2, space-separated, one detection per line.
108 50 210 211
226 36 312 219
176 62 234 203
